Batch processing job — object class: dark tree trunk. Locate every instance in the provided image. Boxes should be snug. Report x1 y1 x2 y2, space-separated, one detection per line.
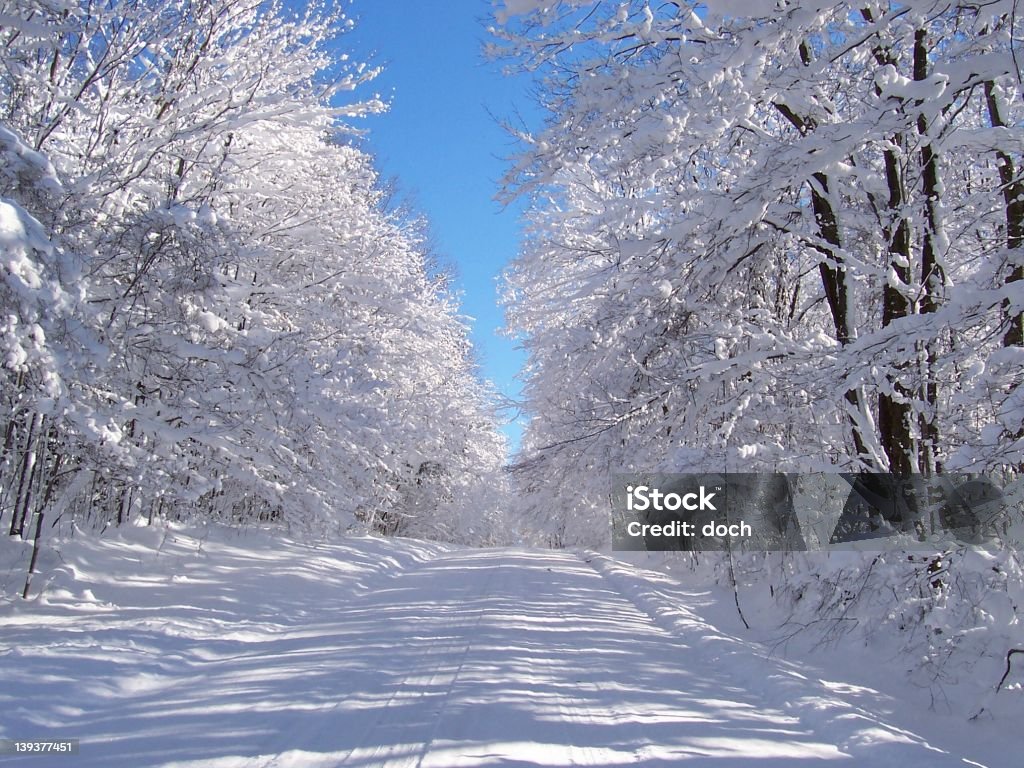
10 412 42 537
772 39 873 467
984 80 1024 348
860 8 915 474
878 136 914 475
915 28 943 473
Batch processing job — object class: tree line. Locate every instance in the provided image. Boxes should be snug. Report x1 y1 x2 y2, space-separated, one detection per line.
1 0 508 551
494 0 1023 546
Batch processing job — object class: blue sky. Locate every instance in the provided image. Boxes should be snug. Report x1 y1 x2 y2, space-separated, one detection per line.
340 2 540 454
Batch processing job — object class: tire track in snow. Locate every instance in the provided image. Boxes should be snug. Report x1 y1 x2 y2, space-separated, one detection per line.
335 553 500 768
321 549 981 767
241 550 497 768
240 549 849 767
86 545 997 767
4 534 1007 767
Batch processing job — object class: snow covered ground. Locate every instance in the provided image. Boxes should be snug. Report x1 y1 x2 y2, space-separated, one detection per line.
0 525 1019 766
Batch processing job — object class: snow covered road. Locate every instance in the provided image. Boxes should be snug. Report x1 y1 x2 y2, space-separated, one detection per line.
0 531 1011 766
298 548 854 768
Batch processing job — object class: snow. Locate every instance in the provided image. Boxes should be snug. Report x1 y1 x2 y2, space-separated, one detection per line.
1 525 1017 766
197 310 228 334
0 202 44 292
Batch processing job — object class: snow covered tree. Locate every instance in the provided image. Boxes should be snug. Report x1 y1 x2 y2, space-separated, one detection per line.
494 0 1024 544
0 0 508 543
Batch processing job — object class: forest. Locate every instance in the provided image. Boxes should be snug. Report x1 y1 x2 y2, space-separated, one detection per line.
497 0 1024 549
1 0 1023 739
0 0 509 554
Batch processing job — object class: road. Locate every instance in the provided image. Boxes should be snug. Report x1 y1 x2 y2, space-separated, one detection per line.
238 550 974 767
0 541 1002 767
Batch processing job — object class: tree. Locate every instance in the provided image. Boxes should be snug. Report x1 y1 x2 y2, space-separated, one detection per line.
1 0 508 544
494 0 1024 544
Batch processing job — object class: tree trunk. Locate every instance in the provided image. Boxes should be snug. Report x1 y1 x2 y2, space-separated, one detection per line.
862 9 915 474
10 412 42 537
984 80 1024 348
773 39 875 468
810 171 873 465
877 137 915 475
914 28 943 473
21 505 45 599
